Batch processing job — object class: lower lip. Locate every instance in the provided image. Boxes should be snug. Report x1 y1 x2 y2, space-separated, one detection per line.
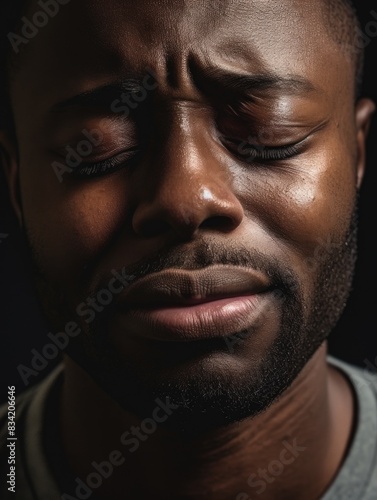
118 293 272 342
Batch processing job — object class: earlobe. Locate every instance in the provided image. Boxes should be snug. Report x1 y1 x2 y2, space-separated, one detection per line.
355 98 376 190
0 131 23 227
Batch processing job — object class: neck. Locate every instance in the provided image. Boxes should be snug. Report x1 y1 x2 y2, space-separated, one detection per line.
59 344 355 500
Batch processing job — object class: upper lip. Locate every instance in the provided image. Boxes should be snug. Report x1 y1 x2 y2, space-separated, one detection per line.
117 266 271 309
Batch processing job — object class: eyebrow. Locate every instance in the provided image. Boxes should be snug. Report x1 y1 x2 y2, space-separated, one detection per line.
192 67 320 98
50 79 145 113
50 68 319 114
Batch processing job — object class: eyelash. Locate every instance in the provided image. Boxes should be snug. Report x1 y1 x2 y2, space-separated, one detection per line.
71 148 140 178
69 135 304 179
221 138 304 163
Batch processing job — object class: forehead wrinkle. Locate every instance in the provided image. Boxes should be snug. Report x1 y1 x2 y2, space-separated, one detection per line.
10 0 354 127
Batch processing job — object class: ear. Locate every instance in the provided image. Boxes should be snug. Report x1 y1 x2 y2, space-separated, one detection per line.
0 131 23 226
355 98 376 190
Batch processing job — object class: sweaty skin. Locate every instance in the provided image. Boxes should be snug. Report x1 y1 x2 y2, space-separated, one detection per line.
1 0 375 498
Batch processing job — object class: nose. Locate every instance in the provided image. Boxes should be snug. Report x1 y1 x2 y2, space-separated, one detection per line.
132 104 244 240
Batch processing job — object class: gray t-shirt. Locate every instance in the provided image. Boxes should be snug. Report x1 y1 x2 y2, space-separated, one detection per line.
1 356 377 499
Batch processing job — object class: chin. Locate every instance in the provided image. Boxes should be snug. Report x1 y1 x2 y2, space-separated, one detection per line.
65 325 311 436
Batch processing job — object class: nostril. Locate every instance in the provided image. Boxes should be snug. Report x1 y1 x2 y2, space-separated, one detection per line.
200 215 236 231
140 219 170 237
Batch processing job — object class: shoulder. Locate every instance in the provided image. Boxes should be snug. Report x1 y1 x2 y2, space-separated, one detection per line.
328 355 377 395
0 369 60 431
324 355 377 500
0 365 64 499
0 384 40 498
0 383 39 445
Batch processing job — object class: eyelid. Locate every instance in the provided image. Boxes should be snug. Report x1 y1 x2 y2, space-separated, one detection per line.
70 148 140 179
221 134 310 163
53 146 126 161
223 132 310 149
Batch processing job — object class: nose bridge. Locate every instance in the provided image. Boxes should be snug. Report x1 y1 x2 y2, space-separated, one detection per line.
132 101 244 237
155 103 222 195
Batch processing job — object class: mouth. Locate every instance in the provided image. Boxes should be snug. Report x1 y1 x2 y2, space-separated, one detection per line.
114 266 276 342
118 292 274 342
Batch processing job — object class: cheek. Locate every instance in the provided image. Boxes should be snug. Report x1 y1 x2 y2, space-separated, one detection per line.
235 149 357 273
20 161 132 288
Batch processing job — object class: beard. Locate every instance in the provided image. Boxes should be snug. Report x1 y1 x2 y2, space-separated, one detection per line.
24 205 359 436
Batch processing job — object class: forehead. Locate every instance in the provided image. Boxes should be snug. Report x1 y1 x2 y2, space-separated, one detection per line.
11 0 352 121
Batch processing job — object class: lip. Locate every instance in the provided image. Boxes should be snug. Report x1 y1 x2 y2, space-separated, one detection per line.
115 266 274 341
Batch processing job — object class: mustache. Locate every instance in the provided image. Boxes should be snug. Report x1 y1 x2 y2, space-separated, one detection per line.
90 239 302 302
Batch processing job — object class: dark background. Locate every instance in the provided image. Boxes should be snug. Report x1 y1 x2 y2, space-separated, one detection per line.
1 5 377 403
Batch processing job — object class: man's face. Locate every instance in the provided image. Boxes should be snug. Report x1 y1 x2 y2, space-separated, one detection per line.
6 0 372 431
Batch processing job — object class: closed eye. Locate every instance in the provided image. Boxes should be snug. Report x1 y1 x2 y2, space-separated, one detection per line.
70 148 141 179
221 136 307 163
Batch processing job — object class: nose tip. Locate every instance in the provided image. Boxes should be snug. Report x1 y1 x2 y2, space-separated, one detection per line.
132 185 243 239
